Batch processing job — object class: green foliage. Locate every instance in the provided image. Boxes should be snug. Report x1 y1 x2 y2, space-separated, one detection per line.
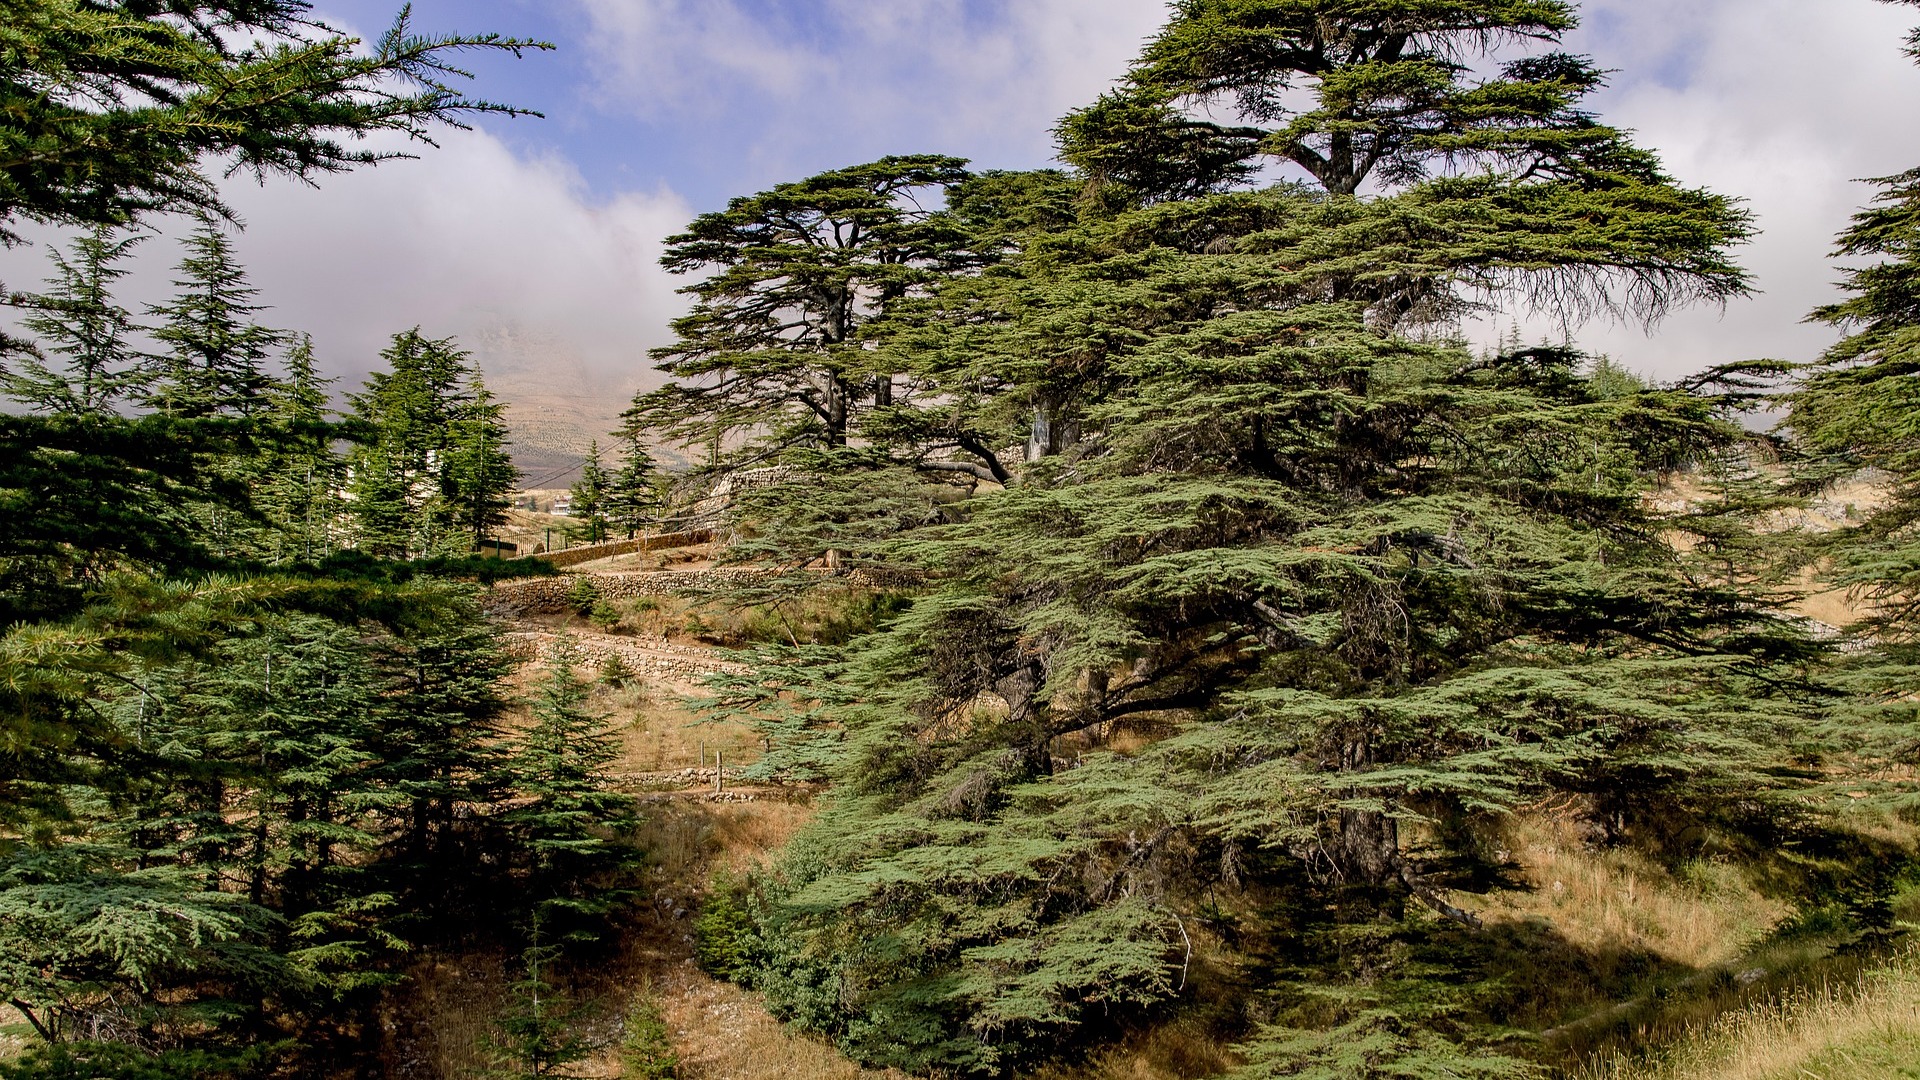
650 4 1814 1075
1 227 146 416
620 994 681 1080
692 872 758 983
1786 8 1920 813
347 329 516 558
487 939 596 1079
625 155 974 461
568 441 612 544
0 0 550 241
500 640 640 939
144 219 286 421
0 1042 275 1080
605 427 661 538
0 4 560 1072
566 575 602 616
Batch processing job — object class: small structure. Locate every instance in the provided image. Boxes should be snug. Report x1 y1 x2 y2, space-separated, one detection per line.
477 539 519 560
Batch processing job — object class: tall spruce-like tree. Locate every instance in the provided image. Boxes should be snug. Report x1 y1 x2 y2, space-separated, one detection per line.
604 428 659 539
367 591 514 885
347 329 512 557
144 221 286 420
1 228 146 416
566 442 611 545
255 337 345 563
624 156 972 462
502 642 638 938
445 370 517 551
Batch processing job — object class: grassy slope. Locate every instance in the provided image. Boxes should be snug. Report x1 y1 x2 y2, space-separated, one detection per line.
1577 950 1920 1080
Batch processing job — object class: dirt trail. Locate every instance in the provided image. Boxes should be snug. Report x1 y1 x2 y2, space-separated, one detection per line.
502 565 895 1078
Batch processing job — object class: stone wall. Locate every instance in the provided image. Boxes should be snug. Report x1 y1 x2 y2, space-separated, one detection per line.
517 529 714 569
504 629 748 683
488 566 924 616
488 568 780 615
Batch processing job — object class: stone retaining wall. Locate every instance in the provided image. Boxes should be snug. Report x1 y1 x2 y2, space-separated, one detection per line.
488 566 924 615
489 568 780 614
504 630 748 683
518 529 714 569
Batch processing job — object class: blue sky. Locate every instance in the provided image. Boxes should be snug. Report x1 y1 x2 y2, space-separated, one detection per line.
311 0 1149 208
8 0 1920 418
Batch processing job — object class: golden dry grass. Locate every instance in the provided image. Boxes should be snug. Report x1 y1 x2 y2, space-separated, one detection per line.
1575 949 1920 1080
1029 1020 1239 1080
637 965 903 1080
1467 814 1788 971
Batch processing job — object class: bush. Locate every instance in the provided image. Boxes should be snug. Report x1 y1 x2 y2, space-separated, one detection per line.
565 576 601 615
693 872 758 982
621 994 680 1079
600 651 635 685
0 1044 276 1080
589 600 623 630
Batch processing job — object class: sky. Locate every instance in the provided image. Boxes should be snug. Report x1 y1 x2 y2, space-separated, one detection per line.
6 0 1920 399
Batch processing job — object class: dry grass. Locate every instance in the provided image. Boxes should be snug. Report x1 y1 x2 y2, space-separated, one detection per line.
381 953 510 1079
1467 814 1788 971
1575 949 1920 1080
636 965 903 1080
1029 1021 1239 1080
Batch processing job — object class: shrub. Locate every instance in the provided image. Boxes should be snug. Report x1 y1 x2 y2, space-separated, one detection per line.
693 872 758 983
589 600 623 630
565 576 601 616
620 993 680 1079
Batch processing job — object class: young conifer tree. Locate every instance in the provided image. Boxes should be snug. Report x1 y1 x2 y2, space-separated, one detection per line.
255 337 345 563
566 442 611 545
347 329 511 557
144 220 287 420
1 228 146 416
604 428 659 539
444 371 517 552
502 641 638 939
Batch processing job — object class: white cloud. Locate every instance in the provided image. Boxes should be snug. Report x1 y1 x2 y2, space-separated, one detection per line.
571 0 1170 175
1480 0 1920 377
0 126 692 396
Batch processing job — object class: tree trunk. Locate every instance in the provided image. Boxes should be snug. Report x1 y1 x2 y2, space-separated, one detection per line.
1026 399 1079 462
1333 735 1400 887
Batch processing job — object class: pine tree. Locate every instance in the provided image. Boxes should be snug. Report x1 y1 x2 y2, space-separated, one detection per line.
565 442 611 545
488 933 594 1079
690 4 1810 1074
444 371 518 552
144 220 287 420
347 329 504 558
1 228 146 416
367 587 515 889
624 156 972 462
1786 0 1920 809
501 641 637 938
0 2 549 243
255 337 345 564
603 429 659 539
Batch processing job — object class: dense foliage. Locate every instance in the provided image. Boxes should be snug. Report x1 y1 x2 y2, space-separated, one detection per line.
634 2 1861 1077
0 5 639 1074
